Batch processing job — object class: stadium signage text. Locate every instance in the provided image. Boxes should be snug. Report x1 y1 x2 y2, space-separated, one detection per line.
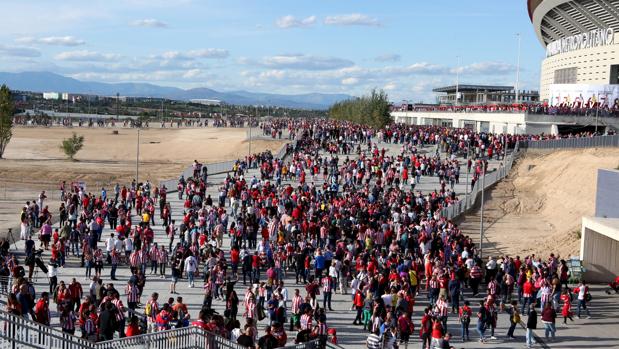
546 28 614 57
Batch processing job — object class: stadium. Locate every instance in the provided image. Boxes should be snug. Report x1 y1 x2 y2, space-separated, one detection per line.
392 0 619 135
529 0 619 102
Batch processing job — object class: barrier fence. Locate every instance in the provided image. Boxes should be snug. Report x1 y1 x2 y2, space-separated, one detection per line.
0 308 319 349
440 143 518 221
519 134 619 149
441 134 619 221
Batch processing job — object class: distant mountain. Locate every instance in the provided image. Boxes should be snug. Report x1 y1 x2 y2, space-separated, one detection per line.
0 71 353 109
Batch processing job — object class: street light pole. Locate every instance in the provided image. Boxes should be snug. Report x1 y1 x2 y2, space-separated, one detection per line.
515 33 521 104
479 164 485 260
465 140 470 203
136 128 140 185
455 56 461 107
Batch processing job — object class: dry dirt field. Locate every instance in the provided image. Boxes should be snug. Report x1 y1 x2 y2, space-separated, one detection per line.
0 126 286 232
459 148 619 259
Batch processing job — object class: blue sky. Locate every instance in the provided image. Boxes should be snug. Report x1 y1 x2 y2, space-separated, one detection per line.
0 0 546 102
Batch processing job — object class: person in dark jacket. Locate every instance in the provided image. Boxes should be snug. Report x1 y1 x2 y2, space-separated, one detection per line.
98 302 118 341
526 304 537 348
448 276 461 313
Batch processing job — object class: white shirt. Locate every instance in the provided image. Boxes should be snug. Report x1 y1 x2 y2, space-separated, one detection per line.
48 265 58 278
184 256 197 272
125 238 133 252
106 238 115 252
279 287 289 308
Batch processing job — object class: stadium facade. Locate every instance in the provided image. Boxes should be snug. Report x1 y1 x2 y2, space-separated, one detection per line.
529 0 619 102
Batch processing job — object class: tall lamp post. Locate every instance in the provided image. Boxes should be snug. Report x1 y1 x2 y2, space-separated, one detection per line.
479 163 486 259
455 56 461 107
136 127 140 185
515 33 521 104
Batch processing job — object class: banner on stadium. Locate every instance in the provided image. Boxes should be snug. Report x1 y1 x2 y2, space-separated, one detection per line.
549 84 619 108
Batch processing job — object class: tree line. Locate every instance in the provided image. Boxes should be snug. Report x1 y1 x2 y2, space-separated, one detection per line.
328 89 391 129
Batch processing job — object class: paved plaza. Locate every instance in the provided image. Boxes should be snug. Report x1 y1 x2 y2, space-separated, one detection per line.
4 137 618 349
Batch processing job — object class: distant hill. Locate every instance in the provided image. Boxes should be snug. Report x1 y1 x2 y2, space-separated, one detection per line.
0 71 353 109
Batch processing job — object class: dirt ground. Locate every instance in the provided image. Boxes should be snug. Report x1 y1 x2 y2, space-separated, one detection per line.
459 148 619 259
0 126 286 233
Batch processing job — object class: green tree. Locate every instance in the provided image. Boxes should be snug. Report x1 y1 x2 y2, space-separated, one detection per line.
0 84 14 159
328 89 391 128
60 133 85 160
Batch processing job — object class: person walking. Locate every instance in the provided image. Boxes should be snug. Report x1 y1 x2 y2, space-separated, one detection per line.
458 301 472 342
506 300 520 340
541 302 556 341
560 288 574 325
526 304 537 348
574 281 592 319
476 300 488 343
184 253 197 288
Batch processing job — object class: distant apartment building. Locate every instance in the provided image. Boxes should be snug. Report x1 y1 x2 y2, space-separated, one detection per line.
43 92 61 100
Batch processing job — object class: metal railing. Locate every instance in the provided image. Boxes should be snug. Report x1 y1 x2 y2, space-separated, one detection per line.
519 134 619 149
97 326 210 349
441 134 619 221
159 138 295 191
0 309 93 349
440 143 519 221
0 277 12 296
0 306 319 349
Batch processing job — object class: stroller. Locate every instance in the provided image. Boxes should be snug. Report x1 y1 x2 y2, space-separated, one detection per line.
605 276 619 294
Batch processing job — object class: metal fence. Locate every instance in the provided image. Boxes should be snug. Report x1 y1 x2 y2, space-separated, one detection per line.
440 143 519 221
0 277 12 296
159 138 295 191
0 307 319 349
0 310 93 349
519 134 619 149
441 134 619 221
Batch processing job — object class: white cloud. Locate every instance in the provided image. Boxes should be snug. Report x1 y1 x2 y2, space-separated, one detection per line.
341 77 359 85
182 69 204 79
375 54 401 62
275 15 316 29
130 18 168 28
55 50 121 62
460 61 517 75
383 82 397 91
324 14 381 27
16 36 85 46
158 49 229 60
0 44 41 57
251 54 354 71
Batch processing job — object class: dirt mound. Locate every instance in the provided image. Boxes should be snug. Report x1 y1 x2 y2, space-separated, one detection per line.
459 148 619 259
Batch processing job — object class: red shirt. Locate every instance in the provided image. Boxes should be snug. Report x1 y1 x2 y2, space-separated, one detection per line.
125 323 140 337
230 249 240 264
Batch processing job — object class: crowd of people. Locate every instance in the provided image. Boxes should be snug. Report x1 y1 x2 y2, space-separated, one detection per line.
1 118 601 349
392 101 619 118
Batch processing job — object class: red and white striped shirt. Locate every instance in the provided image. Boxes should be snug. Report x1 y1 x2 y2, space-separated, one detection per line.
315 322 328 335
129 251 140 267
125 284 140 303
146 299 159 320
321 277 333 293
157 249 168 264
300 314 312 330
291 295 302 314
435 299 449 317
113 299 126 321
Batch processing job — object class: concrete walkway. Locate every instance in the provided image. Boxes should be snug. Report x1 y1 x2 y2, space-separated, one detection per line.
7 139 614 349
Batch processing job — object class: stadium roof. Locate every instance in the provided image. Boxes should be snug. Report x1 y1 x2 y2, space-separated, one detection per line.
529 0 619 46
432 84 514 93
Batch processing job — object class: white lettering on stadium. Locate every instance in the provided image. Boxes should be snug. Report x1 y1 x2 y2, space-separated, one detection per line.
546 28 615 57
